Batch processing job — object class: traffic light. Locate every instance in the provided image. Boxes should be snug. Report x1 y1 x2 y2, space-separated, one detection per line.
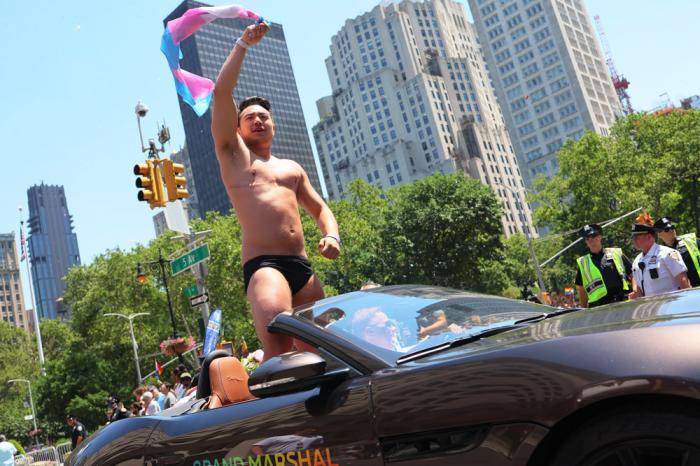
133 160 166 209
162 159 189 201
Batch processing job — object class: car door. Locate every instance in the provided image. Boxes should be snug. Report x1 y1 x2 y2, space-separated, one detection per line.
143 371 383 466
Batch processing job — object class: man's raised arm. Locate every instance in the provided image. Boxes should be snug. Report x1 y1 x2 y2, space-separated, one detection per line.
211 22 269 155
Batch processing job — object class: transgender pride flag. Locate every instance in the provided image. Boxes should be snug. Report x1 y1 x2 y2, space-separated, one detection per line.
161 5 263 116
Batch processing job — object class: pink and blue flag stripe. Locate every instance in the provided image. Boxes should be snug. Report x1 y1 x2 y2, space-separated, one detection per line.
161 5 263 116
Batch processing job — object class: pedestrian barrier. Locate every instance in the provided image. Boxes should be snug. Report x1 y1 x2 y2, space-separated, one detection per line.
13 442 72 466
13 445 59 465
56 442 72 464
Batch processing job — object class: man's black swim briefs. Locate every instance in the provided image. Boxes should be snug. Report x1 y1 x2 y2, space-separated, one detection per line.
243 255 314 296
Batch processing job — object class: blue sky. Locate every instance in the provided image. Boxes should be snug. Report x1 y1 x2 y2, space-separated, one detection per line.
0 0 697 283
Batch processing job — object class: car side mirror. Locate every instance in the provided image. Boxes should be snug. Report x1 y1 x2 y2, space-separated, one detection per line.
248 351 348 398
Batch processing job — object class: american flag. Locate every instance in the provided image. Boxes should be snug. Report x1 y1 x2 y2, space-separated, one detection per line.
19 225 27 262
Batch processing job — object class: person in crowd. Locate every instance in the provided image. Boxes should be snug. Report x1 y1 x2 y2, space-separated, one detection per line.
161 382 178 410
172 366 187 400
177 372 197 397
67 414 87 450
108 396 131 422
130 401 142 417
0 434 18 466
141 391 161 416
150 385 166 411
654 217 700 287
575 223 633 308
630 214 690 298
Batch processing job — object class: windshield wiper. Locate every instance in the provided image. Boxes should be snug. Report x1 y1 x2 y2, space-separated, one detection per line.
397 324 523 364
396 308 584 364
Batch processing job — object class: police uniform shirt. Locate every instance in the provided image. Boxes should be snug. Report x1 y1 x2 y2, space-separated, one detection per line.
70 421 87 448
673 237 700 287
632 243 687 297
575 250 633 303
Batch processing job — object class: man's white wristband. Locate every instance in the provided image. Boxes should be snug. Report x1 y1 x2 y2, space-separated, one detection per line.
324 235 342 245
236 38 251 50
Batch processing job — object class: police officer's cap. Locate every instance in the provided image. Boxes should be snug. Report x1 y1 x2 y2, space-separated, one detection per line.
632 212 656 235
654 217 675 231
579 224 602 238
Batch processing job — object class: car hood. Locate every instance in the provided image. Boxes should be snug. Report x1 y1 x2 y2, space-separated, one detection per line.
414 289 700 362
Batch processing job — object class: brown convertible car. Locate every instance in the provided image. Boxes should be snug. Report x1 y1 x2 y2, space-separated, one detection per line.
69 285 700 466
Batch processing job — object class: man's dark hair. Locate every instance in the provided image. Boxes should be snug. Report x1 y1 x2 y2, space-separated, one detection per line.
239 96 271 117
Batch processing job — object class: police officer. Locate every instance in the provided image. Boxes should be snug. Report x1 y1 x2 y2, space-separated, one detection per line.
108 395 131 423
67 414 87 450
654 217 700 287
630 215 691 298
575 224 632 308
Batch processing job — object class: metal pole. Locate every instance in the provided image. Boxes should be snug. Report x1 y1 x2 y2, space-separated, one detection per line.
692 177 699 235
127 319 142 384
19 209 45 375
158 255 178 339
495 184 546 292
189 228 210 323
540 207 643 267
26 381 38 446
525 228 546 292
104 313 148 386
9 379 39 447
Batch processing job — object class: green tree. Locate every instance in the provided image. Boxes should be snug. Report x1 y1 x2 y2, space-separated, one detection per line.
531 110 700 268
301 180 389 295
381 173 509 293
0 321 39 446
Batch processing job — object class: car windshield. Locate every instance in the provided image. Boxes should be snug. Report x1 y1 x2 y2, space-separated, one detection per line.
294 286 548 360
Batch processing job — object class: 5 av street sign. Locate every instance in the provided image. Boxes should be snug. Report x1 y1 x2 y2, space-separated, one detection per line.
190 293 209 307
171 243 210 276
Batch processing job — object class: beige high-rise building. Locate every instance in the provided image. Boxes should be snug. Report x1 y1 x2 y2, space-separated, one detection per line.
0 233 29 331
467 0 621 183
313 0 535 236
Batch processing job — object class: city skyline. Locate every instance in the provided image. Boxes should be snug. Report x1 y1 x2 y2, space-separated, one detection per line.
0 0 697 285
469 0 621 184
314 0 535 237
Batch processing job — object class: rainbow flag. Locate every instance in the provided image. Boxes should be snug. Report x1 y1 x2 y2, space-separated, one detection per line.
155 360 164 379
161 4 264 116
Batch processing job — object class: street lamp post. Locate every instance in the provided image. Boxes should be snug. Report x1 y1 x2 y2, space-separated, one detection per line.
137 253 179 340
8 379 39 447
103 313 149 385
495 184 546 292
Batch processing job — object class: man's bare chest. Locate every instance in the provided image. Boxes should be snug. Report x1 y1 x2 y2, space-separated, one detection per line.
227 159 300 192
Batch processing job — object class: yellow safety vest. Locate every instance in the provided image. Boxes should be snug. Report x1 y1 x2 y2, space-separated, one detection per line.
577 248 629 303
678 233 700 277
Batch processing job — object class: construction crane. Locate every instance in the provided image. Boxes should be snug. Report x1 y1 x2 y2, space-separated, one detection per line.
594 15 633 115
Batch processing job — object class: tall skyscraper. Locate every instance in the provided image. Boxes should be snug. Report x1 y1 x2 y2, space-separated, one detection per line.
165 0 321 217
314 0 534 236
27 183 81 320
467 0 621 183
0 233 29 331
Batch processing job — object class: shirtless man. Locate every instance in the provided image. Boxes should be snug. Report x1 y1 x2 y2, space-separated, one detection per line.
212 22 340 360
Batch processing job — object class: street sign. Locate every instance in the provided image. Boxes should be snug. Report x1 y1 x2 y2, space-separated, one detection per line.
24 415 33 421
183 284 199 298
171 243 210 276
190 292 209 307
